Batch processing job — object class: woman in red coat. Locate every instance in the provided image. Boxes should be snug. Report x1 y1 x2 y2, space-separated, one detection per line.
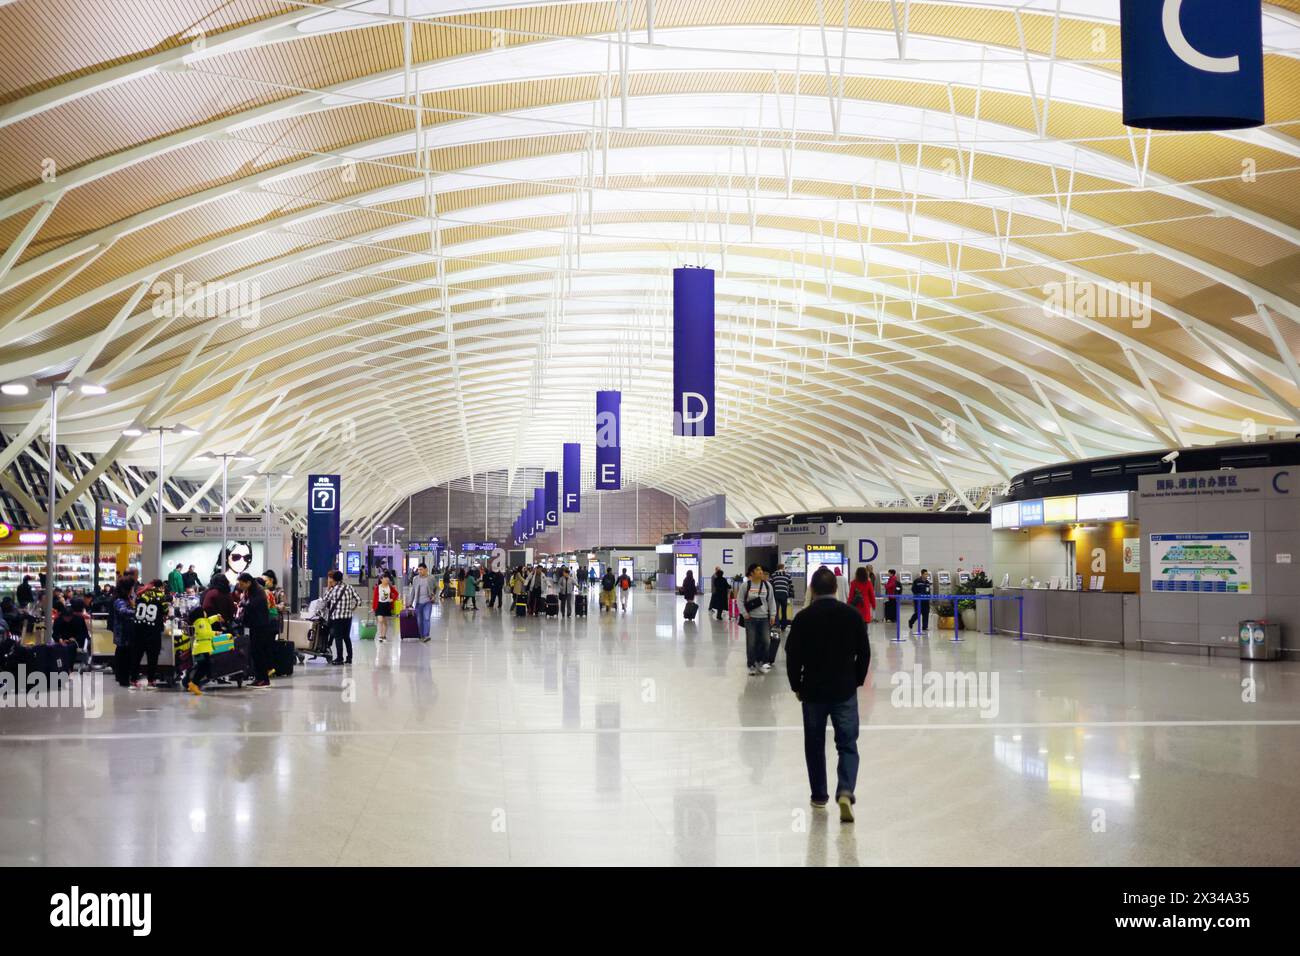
847 566 876 627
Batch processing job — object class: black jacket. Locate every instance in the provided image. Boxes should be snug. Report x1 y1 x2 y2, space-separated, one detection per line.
784 597 871 703
911 578 931 597
241 587 271 633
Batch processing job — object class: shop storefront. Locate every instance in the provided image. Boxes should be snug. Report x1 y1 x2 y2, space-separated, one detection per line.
0 525 142 597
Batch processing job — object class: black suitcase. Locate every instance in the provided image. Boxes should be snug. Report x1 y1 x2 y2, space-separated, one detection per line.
574 594 587 617
208 634 250 686
683 601 699 621
32 642 74 675
545 595 559 617
514 597 527 618
271 639 296 677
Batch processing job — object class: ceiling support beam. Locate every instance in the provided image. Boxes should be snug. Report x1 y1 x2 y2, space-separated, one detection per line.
0 193 60 288
1123 347 1189 448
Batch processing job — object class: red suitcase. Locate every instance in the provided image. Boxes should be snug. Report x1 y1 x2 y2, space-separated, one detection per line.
399 609 421 640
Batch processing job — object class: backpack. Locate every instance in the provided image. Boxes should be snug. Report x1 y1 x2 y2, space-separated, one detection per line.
850 586 864 608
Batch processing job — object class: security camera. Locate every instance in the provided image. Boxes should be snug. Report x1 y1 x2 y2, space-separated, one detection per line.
835 516 844 527
1161 451 1179 462
1162 450 1179 473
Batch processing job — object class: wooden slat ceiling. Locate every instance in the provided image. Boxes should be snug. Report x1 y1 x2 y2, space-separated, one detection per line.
0 0 1297 524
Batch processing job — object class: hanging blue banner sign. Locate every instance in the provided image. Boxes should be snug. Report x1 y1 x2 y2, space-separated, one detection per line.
673 266 715 436
596 390 621 489
533 487 545 533
306 474 341 583
1120 0 1264 130
544 471 559 526
523 502 533 540
562 442 581 513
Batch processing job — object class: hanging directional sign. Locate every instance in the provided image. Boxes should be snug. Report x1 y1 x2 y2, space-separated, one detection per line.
673 266 715 436
563 442 581 513
306 474 341 581
596 390 621 489
1120 0 1264 130
544 471 559 526
533 487 545 533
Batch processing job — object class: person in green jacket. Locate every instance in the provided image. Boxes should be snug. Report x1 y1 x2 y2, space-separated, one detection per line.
167 563 185 595
462 569 479 610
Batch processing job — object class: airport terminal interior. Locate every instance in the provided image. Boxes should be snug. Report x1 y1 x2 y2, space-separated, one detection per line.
0 0 1299 869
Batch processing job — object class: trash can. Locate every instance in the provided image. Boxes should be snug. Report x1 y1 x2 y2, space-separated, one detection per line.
1239 620 1281 661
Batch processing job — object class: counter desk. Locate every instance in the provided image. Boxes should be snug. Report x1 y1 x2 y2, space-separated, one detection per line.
991 588 1138 646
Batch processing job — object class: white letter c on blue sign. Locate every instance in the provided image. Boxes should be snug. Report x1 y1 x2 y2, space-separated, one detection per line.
1163 0 1239 73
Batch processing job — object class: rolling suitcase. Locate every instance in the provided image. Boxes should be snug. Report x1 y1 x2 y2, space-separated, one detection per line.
514 596 527 618
32 642 74 675
358 621 377 640
271 639 296 677
208 633 250 686
683 601 699 621
545 595 559 618
574 593 588 617
399 609 421 640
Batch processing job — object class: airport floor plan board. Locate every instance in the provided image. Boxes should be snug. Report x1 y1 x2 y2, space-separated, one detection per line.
1150 533 1252 594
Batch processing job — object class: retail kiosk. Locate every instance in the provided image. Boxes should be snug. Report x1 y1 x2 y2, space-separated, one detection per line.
0 525 141 596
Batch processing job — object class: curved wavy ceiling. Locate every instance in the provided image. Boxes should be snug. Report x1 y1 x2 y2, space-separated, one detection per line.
0 0 1297 528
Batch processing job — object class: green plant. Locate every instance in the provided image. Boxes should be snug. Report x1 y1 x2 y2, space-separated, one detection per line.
954 572 991 611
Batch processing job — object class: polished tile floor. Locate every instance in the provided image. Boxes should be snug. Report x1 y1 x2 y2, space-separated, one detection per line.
3 590 1299 866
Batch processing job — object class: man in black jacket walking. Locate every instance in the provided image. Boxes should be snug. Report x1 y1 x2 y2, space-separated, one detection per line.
785 566 871 822
906 569 932 634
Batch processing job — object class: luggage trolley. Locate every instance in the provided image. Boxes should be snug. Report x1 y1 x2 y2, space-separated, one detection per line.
171 624 252 690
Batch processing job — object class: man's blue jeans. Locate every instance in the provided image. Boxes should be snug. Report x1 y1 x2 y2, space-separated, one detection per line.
801 693 860 802
416 600 433 638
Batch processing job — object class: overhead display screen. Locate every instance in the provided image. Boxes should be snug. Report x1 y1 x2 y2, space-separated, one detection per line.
1076 492 1129 521
1043 496 1077 524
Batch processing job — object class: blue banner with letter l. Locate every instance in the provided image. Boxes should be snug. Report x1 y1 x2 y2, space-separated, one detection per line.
1120 0 1263 130
533 488 545 533
672 267 715 436
306 474 341 580
524 503 533 540
595 390 621 489
544 471 559 526
562 442 581 513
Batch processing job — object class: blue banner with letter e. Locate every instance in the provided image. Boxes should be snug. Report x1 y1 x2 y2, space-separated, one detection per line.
595 391 621 489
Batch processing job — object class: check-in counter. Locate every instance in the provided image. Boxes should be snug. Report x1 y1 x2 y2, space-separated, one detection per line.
992 588 1138 646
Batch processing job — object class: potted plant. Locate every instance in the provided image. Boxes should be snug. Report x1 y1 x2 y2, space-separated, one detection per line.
935 596 956 631
966 571 994 633
955 577 980 631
